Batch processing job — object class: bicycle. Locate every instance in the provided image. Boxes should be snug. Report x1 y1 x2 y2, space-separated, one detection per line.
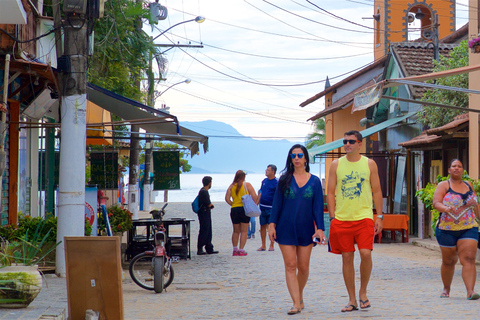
129 203 174 293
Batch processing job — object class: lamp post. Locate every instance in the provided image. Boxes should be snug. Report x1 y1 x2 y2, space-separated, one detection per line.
152 16 205 41
156 79 191 98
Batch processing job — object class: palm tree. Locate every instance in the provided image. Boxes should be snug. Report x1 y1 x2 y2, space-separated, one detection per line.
305 118 326 149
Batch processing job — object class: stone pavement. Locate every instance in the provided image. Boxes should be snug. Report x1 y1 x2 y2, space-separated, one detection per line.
3 202 480 319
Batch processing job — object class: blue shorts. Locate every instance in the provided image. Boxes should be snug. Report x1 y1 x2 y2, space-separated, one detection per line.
435 227 479 248
259 207 272 226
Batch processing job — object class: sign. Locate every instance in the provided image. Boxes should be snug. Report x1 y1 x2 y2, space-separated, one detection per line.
352 82 384 113
90 152 118 189
152 151 180 190
85 186 98 236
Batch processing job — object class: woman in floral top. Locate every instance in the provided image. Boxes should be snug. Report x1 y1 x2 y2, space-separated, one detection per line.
432 159 480 300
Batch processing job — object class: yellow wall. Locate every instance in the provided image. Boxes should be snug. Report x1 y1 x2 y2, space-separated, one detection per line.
324 101 366 191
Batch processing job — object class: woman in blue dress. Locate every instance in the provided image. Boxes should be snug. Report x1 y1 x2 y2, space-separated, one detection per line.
269 144 327 315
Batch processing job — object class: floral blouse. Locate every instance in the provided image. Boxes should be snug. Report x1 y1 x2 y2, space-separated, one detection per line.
437 181 478 231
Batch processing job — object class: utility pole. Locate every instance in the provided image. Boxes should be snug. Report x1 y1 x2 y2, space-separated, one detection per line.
129 0 143 218
55 14 88 276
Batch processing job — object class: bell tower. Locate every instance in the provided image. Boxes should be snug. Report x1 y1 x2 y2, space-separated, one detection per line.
373 0 456 60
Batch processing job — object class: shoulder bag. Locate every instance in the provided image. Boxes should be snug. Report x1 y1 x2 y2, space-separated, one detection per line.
241 183 261 217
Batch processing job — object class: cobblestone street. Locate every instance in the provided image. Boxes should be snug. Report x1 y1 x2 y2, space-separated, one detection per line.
2 202 480 320
122 203 478 319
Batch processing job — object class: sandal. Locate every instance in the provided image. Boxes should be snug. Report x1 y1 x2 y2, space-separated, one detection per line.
359 299 371 309
287 307 301 315
256 247 266 251
468 292 480 300
341 304 358 312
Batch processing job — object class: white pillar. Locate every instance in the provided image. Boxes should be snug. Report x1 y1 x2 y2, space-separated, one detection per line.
56 94 87 277
128 172 139 219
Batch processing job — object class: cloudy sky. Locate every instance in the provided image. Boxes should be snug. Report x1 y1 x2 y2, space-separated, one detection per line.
146 0 469 142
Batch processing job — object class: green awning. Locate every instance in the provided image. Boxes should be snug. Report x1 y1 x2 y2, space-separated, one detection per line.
308 112 415 162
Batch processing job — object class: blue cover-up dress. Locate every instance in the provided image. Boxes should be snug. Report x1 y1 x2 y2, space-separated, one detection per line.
270 174 324 246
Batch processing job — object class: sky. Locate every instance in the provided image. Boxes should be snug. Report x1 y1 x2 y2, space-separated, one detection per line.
145 0 470 143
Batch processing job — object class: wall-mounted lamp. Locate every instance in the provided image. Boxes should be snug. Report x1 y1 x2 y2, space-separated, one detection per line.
373 13 380 22
360 117 374 127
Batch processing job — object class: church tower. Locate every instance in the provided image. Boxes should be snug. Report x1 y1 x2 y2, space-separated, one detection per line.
373 0 456 60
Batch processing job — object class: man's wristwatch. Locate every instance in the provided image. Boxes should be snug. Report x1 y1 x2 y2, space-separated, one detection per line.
330 217 335 221
377 214 384 220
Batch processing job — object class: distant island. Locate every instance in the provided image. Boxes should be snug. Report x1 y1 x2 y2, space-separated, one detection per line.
180 120 302 174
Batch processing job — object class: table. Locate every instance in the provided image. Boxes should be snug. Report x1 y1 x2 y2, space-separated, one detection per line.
125 218 194 261
373 214 409 243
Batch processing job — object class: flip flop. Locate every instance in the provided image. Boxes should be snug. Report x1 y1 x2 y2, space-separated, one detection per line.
341 305 358 312
468 293 480 300
268 247 275 251
257 247 266 251
287 307 301 315
360 299 371 309
440 292 450 298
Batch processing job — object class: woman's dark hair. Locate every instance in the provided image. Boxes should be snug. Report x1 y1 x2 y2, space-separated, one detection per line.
449 158 462 168
232 170 246 195
278 144 310 193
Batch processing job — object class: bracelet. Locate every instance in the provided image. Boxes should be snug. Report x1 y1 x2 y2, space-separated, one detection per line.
329 217 335 221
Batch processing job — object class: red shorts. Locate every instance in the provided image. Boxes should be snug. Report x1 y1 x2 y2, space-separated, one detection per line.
328 218 375 254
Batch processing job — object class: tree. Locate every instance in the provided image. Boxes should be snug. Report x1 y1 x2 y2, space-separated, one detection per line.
305 118 326 149
418 41 469 128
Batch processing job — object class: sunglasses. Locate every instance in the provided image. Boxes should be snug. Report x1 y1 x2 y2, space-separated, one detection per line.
343 139 360 145
290 153 304 159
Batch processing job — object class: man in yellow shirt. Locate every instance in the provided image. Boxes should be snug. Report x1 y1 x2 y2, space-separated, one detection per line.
327 130 383 312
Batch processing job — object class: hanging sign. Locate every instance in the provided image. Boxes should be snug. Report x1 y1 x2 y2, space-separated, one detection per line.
152 151 180 190
90 152 118 189
352 82 384 113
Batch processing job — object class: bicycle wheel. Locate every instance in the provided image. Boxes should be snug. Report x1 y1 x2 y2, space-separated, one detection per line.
129 253 155 290
164 261 174 289
154 256 164 293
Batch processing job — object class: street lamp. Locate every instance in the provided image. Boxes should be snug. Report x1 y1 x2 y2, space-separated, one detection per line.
155 79 191 98
152 16 205 41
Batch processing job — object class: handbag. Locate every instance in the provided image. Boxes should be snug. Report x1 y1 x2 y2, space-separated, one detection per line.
241 183 261 217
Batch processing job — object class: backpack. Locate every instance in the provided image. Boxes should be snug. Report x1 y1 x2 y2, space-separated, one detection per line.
192 195 200 214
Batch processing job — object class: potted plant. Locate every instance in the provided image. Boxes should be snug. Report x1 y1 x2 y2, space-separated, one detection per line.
102 204 133 236
0 221 61 308
468 36 480 53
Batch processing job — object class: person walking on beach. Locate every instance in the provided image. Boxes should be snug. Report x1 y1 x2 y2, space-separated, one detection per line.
269 145 326 315
197 176 218 255
432 159 480 300
225 170 258 256
327 130 383 312
257 164 278 252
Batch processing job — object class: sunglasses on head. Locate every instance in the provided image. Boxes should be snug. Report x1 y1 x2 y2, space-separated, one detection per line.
343 139 360 145
290 153 304 159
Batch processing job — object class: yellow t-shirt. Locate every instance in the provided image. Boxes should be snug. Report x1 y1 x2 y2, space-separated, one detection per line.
335 155 373 221
231 183 247 208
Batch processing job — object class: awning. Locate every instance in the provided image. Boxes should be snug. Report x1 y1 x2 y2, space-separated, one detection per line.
352 64 480 113
87 83 208 155
86 101 113 146
308 112 415 161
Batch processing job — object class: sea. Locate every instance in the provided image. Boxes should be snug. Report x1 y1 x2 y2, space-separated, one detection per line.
152 168 323 203
153 173 266 203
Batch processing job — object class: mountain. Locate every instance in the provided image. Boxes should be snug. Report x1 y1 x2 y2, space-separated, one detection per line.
180 120 302 174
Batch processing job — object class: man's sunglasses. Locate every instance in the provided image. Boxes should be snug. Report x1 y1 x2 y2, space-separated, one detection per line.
343 139 360 145
290 153 304 159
